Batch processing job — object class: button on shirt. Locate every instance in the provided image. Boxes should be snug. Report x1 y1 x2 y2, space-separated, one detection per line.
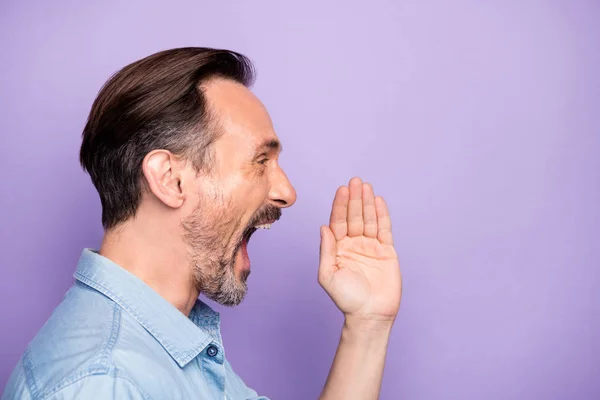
2 249 269 400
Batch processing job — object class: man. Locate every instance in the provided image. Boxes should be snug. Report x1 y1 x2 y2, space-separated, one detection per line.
2 48 402 399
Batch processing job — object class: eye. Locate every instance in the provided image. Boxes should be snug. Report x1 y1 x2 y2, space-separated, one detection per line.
257 158 269 165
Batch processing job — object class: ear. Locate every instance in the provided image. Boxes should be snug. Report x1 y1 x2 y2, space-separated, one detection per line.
141 149 186 209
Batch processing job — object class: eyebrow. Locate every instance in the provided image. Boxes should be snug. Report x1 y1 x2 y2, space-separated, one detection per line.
257 139 282 154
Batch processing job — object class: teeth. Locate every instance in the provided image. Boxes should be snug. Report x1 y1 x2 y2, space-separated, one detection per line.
254 223 271 229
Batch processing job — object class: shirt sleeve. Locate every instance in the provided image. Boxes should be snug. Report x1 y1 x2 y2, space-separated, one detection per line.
44 374 150 400
1 359 32 400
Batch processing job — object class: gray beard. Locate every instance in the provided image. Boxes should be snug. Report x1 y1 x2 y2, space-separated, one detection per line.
181 200 248 307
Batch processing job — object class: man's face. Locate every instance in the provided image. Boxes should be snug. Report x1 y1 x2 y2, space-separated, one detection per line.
182 78 296 306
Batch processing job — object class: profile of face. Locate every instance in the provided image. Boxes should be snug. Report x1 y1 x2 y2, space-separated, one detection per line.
182 78 296 306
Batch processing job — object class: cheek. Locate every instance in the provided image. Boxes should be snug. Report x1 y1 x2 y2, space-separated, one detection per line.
247 181 269 206
213 170 270 222
230 171 269 203
230 187 268 227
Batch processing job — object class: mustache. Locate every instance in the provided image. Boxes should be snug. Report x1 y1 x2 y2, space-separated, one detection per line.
247 204 282 229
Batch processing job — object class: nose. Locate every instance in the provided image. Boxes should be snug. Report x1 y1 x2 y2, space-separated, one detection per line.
268 165 296 208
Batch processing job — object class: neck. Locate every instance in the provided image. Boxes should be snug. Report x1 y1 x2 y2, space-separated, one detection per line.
99 217 199 316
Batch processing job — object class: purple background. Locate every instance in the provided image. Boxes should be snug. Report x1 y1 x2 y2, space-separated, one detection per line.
1 1 599 399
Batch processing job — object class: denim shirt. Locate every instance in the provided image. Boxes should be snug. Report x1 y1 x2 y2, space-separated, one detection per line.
2 249 268 400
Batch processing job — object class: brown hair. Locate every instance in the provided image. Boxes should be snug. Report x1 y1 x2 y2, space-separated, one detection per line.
79 47 255 230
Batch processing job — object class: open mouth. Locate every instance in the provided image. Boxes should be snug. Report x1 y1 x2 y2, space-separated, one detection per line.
243 222 274 244
239 221 276 270
238 206 282 269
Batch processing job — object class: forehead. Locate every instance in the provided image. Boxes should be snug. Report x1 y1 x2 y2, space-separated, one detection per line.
202 78 279 152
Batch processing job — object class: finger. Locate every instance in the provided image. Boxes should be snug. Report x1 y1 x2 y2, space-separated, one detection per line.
362 183 378 238
318 225 337 287
375 196 394 245
329 186 349 240
347 177 364 237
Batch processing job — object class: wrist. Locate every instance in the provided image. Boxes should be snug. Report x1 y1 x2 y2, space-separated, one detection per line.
343 315 394 335
339 315 393 356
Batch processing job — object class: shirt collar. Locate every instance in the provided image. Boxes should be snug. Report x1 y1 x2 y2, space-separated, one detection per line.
74 248 220 367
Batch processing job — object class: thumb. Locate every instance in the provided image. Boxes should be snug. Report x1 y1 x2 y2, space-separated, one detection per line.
318 225 337 287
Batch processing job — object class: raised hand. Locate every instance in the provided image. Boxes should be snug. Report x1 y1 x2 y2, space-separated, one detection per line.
319 177 402 323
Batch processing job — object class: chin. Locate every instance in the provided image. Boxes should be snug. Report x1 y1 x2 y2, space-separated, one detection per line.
231 267 250 289
212 263 249 307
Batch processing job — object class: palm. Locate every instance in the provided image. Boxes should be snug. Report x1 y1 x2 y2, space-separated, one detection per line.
319 178 402 321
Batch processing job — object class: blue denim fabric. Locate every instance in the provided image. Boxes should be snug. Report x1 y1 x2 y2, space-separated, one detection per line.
2 249 268 400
